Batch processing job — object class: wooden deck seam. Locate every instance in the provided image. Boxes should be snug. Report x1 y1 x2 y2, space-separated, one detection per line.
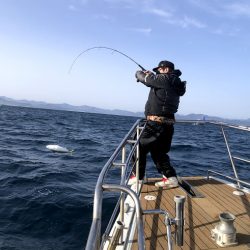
131 178 250 250
191 181 250 233
144 185 217 249
185 178 250 231
195 179 250 211
150 185 219 248
186 178 250 205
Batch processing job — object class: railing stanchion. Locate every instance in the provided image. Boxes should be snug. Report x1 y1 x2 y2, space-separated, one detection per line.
103 184 145 250
221 126 242 189
136 124 140 193
119 146 126 244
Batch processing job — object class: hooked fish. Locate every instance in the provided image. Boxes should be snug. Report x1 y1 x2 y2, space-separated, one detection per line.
46 145 73 153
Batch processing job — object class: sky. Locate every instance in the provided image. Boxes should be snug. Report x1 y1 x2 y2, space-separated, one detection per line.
0 0 250 119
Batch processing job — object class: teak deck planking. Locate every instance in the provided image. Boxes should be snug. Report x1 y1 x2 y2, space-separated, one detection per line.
132 177 250 250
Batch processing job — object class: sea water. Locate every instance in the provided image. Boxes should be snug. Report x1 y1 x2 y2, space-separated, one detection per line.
0 105 249 249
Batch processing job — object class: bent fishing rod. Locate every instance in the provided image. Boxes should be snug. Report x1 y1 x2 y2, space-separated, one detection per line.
68 46 146 74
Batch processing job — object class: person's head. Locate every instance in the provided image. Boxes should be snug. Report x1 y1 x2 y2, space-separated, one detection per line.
153 60 175 74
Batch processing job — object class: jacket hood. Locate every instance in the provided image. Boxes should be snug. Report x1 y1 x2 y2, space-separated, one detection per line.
172 69 182 77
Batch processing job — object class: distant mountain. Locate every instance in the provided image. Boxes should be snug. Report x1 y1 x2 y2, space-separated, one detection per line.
0 96 143 117
0 96 249 125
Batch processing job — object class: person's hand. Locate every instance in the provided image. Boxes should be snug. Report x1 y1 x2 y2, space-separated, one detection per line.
143 70 152 75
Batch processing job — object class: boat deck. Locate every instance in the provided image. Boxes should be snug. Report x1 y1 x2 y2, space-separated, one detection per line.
132 177 250 250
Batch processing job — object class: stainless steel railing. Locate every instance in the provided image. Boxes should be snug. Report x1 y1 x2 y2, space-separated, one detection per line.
206 170 250 187
85 119 249 249
177 120 250 190
207 122 250 190
85 119 146 250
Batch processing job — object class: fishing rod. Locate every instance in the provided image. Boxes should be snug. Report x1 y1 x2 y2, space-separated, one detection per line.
68 46 146 74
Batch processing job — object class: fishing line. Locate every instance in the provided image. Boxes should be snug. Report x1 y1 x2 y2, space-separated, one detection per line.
68 46 146 74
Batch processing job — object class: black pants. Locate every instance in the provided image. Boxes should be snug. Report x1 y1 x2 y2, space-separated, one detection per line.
138 120 176 180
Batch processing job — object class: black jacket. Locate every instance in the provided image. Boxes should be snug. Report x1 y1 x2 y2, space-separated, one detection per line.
136 70 186 116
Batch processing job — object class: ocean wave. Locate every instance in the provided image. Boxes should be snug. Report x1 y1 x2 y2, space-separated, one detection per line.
0 106 249 249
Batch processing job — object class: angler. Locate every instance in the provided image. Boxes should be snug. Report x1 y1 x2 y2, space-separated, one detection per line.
129 60 187 188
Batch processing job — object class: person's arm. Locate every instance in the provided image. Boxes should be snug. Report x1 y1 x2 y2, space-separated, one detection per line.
135 70 167 88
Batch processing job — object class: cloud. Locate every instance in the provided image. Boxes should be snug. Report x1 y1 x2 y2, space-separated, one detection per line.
93 14 114 21
225 2 250 17
164 16 206 29
211 26 241 37
146 6 206 30
80 0 89 4
148 8 172 18
68 0 89 11
103 0 134 3
103 0 135 8
181 16 206 29
127 27 152 35
188 0 250 18
68 4 78 11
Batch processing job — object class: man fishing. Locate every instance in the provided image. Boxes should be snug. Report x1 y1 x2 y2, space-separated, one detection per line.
69 48 185 187
129 60 186 187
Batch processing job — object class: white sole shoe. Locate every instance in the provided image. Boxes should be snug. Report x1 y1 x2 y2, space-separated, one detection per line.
155 176 178 188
